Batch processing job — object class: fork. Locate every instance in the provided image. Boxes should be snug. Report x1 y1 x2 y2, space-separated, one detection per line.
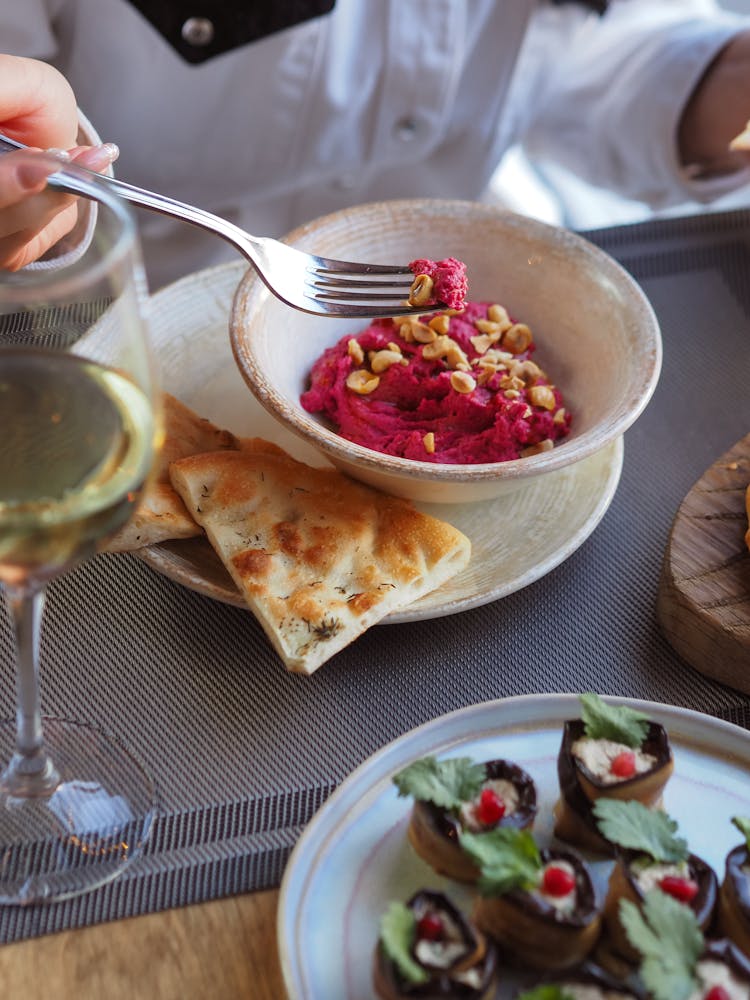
0 133 421 318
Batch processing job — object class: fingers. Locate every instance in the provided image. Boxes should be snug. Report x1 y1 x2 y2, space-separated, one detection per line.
70 143 120 172
0 55 78 150
0 150 77 269
0 149 57 209
0 202 79 271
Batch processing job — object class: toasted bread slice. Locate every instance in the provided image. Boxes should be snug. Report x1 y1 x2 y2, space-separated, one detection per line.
169 449 471 673
104 392 242 552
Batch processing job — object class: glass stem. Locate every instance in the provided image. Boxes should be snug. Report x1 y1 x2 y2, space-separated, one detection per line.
2 585 59 796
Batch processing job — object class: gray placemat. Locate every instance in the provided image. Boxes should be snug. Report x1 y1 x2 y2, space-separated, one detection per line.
1 207 750 941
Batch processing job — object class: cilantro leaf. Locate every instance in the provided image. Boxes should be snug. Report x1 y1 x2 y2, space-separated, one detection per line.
516 987 576 1000
392 756 485 809
619 890 703 1000
459 827 542 896
732 816 750 850
379 901 428 985
579 692 650 748
592 799 688 862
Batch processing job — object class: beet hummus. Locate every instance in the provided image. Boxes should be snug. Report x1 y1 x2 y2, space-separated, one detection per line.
300 301 572 464
407 257 468 311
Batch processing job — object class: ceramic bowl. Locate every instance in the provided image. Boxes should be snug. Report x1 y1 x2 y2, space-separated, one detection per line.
229 199 661 503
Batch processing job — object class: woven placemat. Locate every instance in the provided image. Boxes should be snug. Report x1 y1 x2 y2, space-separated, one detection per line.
1 208 750 941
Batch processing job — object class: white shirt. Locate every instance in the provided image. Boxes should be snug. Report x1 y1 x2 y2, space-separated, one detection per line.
3 0 746 289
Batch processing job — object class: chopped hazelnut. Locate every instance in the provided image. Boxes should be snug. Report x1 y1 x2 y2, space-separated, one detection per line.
450 371 476 394
528 385 556 410
346 369 380 394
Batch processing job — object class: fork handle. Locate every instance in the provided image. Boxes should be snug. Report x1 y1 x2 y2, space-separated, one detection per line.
0 132 263 258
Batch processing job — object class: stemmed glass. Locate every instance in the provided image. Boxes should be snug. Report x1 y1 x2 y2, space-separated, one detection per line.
0 152 160 903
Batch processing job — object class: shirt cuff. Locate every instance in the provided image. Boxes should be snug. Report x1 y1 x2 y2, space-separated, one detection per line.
28 107 107 271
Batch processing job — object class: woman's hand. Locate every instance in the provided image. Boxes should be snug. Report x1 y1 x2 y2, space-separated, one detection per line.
0 54 118 270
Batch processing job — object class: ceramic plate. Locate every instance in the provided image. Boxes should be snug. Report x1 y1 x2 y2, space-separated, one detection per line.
277 693 750 999
139 263 623 622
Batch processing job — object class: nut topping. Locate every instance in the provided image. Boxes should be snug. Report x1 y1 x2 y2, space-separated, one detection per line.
487 303 512 327
450 371 476 394
408 273 434 307
345 369 380 394
422 335 470 370
428 314 451 335
528 385 556 410
423 431 436 454
470 334 494 355
501 322 533 354
521 438 554 456
370 349 406 373
347 338 364 365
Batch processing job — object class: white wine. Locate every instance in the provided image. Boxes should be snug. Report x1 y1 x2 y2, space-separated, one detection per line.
0 348 156 582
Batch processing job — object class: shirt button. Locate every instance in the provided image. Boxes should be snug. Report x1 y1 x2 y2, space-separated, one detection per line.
393 116 419 142
181 17 215 46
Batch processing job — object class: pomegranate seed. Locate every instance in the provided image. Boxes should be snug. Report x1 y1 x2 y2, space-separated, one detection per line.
476 788 506 826
659 875 699 903
704 987 731 1000
416 912 444 941
610 750 637 778
542 865 576 897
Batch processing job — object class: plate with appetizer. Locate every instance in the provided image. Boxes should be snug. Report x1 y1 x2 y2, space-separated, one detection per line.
277 692 750 999
131 261 623 625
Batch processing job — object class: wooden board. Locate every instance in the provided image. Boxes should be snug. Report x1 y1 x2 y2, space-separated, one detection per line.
657 433 750 692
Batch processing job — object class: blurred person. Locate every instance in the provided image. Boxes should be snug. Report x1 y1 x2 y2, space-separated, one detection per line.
1 0 750 288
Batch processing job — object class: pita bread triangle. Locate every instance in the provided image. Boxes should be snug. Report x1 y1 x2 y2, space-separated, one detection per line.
169 448 471 673
104 392 249 552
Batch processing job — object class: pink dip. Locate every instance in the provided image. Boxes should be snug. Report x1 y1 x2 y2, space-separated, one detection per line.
300 301 572 464
408 257 468 311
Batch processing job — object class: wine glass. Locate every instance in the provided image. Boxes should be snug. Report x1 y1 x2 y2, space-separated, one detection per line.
0 152 161 904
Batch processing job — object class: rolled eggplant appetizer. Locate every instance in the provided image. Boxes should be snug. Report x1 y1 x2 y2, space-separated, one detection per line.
373 889 498 999
393 755 537 882
554 693 674 854
594 798 718 966
718 816 750 960
460 826 601 972
620 887 750 1000
514 961 645 999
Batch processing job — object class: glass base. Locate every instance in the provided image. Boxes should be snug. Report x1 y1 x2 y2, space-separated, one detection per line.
0 717 156 905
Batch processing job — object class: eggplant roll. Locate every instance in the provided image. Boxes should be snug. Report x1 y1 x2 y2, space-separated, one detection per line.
554 719 673 854
373 890 498 1000
602 850 718 963
472 848 601 972
408 760 537 882
719 844 750 959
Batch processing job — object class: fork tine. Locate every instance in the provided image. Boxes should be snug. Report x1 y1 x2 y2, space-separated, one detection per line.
309 258 413 276
309 276 414 292
312 272 415 285
314 293 413 305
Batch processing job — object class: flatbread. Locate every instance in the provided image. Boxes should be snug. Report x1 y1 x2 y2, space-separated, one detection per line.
104 392 242 552
169 449 471 674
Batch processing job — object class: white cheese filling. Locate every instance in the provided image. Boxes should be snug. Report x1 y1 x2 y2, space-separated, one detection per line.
571 736 656 785
459 778 520 831
630 858 689 895
413 907 470 972
412 906 485 990
686 959 750 1000
533 860 577 913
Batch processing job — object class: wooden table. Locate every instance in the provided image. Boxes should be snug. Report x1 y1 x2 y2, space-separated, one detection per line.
0 889 285 1000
